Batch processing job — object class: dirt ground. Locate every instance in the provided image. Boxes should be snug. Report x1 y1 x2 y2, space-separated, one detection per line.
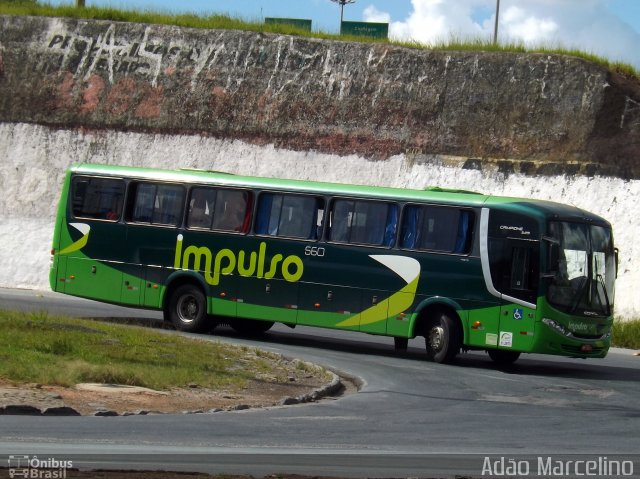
0 359 355 478
0 355 342 416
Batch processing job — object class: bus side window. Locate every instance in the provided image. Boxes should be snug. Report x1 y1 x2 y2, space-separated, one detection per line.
71 176 125 221
510 246 531 290
454 210 474 253
328 200 353 243
329 199 397 247
152 185 184 225
187 187 216 229
130 183 155 223
508 244 538 303
128 182 184 226
211 190 253 233
400 205 474 254
256 193 323 239
490 240 539 304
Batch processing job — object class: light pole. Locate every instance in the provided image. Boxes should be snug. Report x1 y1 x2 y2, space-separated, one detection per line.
329 0 356 33
493 0 500 44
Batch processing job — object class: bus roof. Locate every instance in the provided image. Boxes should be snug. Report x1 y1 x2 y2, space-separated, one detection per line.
69 163 609 225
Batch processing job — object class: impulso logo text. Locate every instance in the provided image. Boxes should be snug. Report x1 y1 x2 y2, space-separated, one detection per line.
173 235 304 285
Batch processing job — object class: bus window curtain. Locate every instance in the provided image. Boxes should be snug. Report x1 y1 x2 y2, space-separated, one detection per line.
362 202 385 245
255 194 273 235
309 198 323 240
454 211 471 253
384 204 398 247
401 206 418 249
241 193 253 233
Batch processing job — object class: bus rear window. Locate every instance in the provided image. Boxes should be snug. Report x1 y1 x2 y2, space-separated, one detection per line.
127 182 185 226
329 199 398 247
188 187 253 233
71 176 125 221
400 205 474 254
255 193 324 239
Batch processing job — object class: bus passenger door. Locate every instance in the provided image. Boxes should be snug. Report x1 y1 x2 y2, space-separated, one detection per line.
496 239 539 352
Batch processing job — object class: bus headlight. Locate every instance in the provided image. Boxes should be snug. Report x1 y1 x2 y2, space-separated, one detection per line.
542 317 569 337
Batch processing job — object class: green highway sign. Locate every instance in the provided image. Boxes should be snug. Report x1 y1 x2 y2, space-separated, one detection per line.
341 21 388 39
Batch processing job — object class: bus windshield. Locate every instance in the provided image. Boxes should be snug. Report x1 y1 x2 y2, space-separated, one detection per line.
547 221 615 317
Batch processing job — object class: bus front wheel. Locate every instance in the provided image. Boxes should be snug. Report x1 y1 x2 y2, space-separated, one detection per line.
166 284 208 333
424 312 461 364
488 349 521 365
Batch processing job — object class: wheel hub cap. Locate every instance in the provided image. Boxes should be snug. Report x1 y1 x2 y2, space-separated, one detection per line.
428 326 445 352
177 296 198 323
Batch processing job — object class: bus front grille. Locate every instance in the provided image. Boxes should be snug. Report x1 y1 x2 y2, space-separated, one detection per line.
560 344 605 355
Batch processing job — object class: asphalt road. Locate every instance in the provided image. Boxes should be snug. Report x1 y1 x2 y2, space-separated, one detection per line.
1 288 639 478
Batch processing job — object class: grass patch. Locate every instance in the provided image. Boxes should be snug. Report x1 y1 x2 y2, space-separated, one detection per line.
0 2 637 78
612 319 640 350
0 309 270 390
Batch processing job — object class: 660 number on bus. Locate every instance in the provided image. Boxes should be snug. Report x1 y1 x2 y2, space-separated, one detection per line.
305 246 325 257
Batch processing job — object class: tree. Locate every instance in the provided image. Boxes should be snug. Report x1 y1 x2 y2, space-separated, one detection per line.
329 0 356 28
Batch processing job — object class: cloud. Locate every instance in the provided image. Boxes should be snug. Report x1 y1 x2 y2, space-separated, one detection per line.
363 5 390 23
371 0 640 69
501 5 558 43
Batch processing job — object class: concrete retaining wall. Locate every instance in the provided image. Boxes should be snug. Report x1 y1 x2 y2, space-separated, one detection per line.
1 15 639 177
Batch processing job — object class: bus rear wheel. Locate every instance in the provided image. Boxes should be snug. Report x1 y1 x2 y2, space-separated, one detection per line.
230 318 274 336
166 284 208 333
488 349 521 365
424 312 460 364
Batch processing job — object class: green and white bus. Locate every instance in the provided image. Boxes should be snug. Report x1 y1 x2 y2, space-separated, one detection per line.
50 164 617 364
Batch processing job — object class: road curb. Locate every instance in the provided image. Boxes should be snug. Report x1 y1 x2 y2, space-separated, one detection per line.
279 369 343 406
0 370 347 417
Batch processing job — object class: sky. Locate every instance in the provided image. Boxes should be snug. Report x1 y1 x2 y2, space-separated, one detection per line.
47 0 640 70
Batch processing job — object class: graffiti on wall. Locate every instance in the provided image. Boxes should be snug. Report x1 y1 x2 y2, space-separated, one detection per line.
40 22 383 99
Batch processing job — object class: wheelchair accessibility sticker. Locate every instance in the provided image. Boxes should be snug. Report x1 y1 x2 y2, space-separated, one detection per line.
513 308 523 320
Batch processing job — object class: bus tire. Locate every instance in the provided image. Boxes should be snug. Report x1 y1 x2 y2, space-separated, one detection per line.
230 318 274 336
424 312 460 364
166 284 208 333
488 349 521 365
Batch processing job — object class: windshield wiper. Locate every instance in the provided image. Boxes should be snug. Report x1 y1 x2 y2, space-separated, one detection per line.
569 276 589 314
